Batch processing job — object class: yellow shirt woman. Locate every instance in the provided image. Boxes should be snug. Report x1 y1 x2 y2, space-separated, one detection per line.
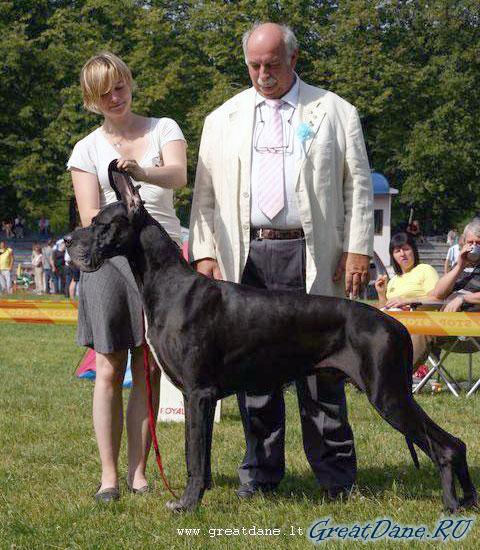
386 264 439 301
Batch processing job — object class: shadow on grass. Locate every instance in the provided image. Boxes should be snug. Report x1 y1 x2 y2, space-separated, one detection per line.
209 463 480 506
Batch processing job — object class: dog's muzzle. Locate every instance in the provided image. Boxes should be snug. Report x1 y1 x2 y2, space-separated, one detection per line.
64 233 103 273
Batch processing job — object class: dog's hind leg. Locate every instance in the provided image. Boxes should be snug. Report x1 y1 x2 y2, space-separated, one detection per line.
411 406 476 512
166 387 217 512
338 322 476 511
370 390 474 512
450 435 477 509
337 336 474 512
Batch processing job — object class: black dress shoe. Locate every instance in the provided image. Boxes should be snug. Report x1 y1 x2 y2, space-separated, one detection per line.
236 482 277 499
95 487 120 502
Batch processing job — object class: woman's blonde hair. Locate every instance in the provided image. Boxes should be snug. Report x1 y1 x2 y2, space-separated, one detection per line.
80 52 133 114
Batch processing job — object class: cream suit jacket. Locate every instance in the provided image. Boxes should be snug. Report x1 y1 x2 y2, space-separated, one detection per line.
189 79 374 297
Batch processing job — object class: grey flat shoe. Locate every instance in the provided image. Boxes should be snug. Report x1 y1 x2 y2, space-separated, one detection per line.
130 484 149 495
95 486 120 502
126 481 149 494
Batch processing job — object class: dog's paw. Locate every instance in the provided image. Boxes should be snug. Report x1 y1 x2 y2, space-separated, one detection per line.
444 501 461 515
166 498 197 513
459 494 478 510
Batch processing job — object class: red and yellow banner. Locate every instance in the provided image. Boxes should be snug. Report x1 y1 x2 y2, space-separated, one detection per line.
0 300 77 325
2 299 480 336
386 311 480 336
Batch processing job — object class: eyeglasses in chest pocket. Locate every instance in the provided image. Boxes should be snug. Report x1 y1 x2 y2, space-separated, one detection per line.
152 155 164 167
254 106 295 156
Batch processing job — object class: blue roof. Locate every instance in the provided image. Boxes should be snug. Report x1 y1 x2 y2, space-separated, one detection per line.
372 172 390 194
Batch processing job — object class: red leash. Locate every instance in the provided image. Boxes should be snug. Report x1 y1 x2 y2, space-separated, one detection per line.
143 342 179 499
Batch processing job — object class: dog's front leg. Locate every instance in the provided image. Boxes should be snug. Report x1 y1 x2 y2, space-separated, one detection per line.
166 387 216 512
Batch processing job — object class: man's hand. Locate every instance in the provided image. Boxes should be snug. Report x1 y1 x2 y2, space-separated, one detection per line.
458 242 477 269
444 296 464 312
333 252 370 299
194 258 223 280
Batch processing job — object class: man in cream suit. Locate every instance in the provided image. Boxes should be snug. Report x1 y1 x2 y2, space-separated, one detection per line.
189 22 373 499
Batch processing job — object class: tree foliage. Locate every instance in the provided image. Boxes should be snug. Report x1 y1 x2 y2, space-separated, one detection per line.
0 0 478 233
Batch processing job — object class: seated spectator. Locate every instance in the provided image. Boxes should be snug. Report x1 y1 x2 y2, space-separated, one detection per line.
0 241 14 294
375 232 439 309
431 219 480 312
375 232 440 366
444 235 463 274
400 219 480 369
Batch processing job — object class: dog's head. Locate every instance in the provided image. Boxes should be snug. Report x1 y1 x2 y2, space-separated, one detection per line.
65 160 145 272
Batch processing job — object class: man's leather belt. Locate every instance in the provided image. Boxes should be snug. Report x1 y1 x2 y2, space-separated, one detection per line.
251 228 305 240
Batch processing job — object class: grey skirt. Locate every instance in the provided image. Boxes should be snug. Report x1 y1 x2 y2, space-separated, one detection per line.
77 256 144 353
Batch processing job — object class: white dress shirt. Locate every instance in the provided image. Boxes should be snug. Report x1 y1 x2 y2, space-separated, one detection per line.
250 76 302 229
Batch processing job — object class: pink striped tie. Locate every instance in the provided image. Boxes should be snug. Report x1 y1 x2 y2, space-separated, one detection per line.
258 99 284 220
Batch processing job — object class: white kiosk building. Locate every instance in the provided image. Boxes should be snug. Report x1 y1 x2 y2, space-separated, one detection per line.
372 171 398 273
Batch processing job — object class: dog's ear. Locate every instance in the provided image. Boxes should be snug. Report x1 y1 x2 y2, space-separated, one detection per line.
108 160 143 217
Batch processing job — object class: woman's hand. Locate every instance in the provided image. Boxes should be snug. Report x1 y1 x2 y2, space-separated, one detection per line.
444 296 464 312
375 275 388 296
385 297 412 309
116 158 147 181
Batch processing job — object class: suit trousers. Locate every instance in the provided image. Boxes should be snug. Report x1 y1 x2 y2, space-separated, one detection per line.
237 236 357 491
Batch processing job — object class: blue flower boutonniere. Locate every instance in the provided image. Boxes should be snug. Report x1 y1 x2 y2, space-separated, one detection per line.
296 122 315 143
296 122 315 156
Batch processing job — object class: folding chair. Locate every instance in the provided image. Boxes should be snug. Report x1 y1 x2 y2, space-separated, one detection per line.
413 336 474 397
388 304 480 397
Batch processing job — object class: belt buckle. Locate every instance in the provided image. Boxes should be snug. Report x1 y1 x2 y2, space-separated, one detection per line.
257 228 265 240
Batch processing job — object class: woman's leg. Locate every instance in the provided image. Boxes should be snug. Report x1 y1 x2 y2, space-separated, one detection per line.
126 347 160 490
93 350 127 491
69 278 76 300
411 334 433 367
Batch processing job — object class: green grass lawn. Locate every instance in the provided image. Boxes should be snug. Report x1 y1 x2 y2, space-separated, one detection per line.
0 318 479 549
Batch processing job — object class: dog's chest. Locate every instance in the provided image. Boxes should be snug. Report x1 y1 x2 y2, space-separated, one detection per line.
144 317 184 391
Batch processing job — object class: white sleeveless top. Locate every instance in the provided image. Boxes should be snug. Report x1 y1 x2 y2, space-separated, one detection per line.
67 117 185 244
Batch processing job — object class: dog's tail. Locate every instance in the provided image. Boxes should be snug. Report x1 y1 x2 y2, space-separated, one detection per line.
405 436 420 469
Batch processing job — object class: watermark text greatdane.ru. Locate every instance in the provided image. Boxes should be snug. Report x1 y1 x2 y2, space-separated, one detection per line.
308 516 474 544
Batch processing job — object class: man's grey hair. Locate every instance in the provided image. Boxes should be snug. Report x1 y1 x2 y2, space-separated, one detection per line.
242 23 298 64
463 218 480 238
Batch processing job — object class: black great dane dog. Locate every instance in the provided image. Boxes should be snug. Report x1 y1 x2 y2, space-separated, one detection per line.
65 160 477 513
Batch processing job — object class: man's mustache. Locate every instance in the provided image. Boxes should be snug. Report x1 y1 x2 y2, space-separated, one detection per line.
257 76 277 87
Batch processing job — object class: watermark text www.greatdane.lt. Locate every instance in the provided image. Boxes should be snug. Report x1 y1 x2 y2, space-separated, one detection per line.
176 525 305 538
